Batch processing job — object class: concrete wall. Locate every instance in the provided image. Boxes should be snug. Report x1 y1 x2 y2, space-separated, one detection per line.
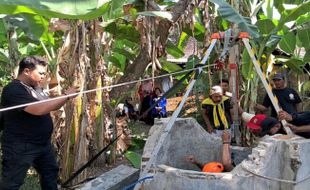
138 117 310 190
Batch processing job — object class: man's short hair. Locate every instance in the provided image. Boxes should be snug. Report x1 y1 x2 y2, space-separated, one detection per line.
18 56 47 75
219 79 229 84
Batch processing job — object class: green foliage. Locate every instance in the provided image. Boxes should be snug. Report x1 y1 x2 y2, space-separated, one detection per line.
296 13 310 26
161 58 182 73
4 14 50 42
255 19 275 34
177 32 189 50
183 21 205 41
0 0 111 20
297 28 310 49
186 55 200 69
284 58 304 74
125 150 141 168
209 0 259 38
304 51 310 62
128 137 146 151
105 23 140 43
166 40 185 58
279 31 296 54
241 48 253 80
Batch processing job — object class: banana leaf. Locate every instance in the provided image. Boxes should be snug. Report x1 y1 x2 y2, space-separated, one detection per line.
0 0 111 20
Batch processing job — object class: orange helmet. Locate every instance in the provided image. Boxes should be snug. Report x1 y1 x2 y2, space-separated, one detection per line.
202 162 224 173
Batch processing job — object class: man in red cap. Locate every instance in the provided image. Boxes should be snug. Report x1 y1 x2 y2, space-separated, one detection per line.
244 113 283 137
241 109 310 138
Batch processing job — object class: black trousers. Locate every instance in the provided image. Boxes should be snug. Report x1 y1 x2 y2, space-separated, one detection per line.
0 141 59 190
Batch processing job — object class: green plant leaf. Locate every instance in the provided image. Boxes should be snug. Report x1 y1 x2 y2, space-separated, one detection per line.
113 48 135 60
125 151 141 168
296 12 310 26
4 14 49 42
255 19 275 34
177 32 189 50
160 58 182 73
186 55 199 69
209 0 259 38
108 53 126 71
304 50 310 62
275 1 310 32
0 0 111 20
241 48 253 79
284 58 304 74
0 49 9 64
105 23 140 43
166 40 184 58
279 32 296 54
297 28 310 49
0 19 6 43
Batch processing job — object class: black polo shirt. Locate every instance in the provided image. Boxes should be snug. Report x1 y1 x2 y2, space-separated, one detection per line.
263 88 301 117
1 79 53 144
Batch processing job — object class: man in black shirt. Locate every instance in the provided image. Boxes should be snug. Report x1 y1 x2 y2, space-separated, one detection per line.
256 73 302 118
0 56 78 190
202 86 233 136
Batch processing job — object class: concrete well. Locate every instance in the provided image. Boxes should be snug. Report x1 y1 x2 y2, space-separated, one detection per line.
137 117 310 190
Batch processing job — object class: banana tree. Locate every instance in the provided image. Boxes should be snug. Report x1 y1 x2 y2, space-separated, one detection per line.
0 0 132 184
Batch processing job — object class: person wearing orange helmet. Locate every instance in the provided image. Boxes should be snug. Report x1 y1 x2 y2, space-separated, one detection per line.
186 130 234 173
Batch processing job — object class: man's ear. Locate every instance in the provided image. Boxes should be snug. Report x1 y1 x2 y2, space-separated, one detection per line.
23 68 30 76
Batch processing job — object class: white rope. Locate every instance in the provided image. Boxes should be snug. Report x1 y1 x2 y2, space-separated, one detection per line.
0 64 216 113
241 165 310 184
140 39 218 178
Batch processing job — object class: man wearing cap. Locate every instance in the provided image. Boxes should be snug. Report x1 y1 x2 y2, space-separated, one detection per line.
241 109 310 138
202 86 233 136
256 73 302 118
242 112 284 137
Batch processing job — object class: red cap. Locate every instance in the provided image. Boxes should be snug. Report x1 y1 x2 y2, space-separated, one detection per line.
246 114 267 131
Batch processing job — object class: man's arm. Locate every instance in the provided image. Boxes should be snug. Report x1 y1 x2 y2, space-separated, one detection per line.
202 109 214 133
255 103 268 112
221 130 233 172
24 87 79 115
255 94 270 113
295 103 302 113
287 124 310 133
185 155 204 170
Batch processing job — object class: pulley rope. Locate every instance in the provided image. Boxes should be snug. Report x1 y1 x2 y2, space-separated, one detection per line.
0 64 216 113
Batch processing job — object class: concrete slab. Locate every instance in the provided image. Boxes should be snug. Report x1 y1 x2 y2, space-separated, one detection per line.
76 164 139 190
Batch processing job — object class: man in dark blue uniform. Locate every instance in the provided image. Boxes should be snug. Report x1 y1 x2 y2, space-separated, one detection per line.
0 56 78 190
